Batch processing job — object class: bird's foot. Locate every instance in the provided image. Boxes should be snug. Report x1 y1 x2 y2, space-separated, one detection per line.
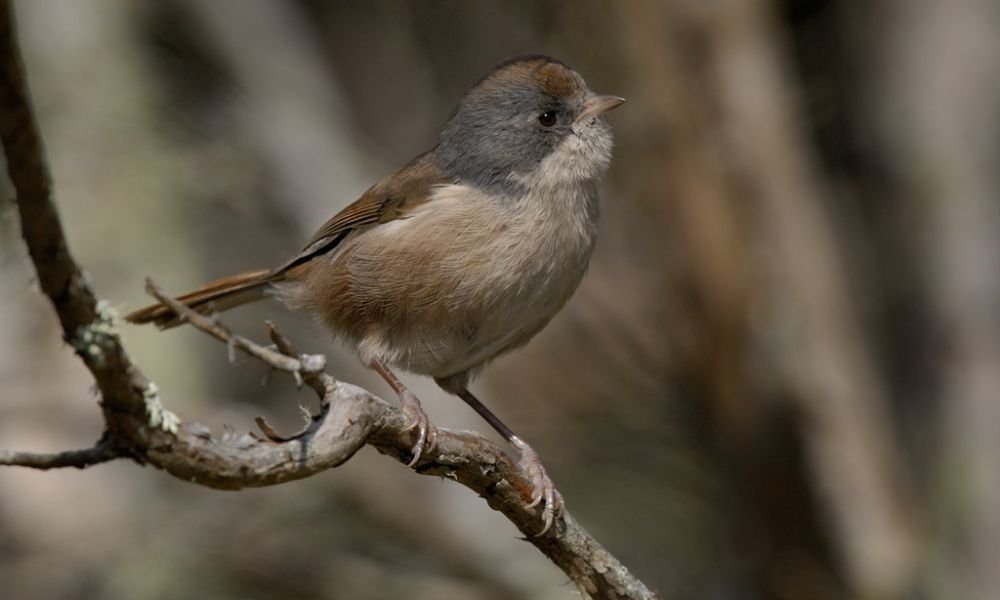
511 436 564 535
399 389 437 467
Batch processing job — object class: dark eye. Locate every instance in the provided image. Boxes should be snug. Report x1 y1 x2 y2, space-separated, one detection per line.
538 111 558 127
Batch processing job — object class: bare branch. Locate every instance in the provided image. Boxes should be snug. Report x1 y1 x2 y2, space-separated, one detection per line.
0 439 124 469
0 3 657 598
144 278 325 378
137 284 658 599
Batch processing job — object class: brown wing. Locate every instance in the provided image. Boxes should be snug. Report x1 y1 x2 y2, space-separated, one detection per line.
273 153 448 276
126 155 448 329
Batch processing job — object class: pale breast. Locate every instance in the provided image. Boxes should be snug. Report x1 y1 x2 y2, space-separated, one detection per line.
321 182 598 380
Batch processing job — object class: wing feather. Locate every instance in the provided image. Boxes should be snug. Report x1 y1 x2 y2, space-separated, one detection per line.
274 153 447 275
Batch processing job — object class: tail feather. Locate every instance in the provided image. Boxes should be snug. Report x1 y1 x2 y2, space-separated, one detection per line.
126 269 276 329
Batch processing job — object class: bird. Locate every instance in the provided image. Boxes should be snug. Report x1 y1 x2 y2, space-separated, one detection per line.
126 54 624 533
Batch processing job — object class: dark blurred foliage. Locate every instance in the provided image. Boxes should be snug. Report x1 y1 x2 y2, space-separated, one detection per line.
2 1 999 599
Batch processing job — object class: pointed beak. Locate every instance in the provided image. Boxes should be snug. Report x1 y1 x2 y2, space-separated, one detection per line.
577 94 626 123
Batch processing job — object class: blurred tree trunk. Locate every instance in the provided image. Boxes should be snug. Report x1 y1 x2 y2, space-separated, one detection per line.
698 2 918 596
849 1 1000 598
610 1 918 597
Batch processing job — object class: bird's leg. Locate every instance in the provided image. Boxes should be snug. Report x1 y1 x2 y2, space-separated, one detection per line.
371 358 436 467
457 388 564 534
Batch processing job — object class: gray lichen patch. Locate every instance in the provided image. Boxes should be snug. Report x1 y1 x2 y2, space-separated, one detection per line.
143 382 180 434
69 299 122 367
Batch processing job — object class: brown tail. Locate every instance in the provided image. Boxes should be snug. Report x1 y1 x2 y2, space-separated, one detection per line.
125 269 278 329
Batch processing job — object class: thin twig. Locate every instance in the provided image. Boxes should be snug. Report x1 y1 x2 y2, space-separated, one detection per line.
145 278 324 377
267 320 329 396
0 439 123 469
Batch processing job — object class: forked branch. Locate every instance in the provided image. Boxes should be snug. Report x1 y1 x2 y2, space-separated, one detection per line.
0 3 655 598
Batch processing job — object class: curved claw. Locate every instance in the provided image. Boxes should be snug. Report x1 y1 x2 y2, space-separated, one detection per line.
512 437 565 535
400 390 436 467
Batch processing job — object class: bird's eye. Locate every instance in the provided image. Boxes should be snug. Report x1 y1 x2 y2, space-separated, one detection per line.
538 111 558 127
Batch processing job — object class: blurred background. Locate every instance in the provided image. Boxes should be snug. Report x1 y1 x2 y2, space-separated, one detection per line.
2 0 999 598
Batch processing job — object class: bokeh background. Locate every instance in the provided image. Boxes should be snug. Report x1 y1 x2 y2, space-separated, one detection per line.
2 1 999 599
